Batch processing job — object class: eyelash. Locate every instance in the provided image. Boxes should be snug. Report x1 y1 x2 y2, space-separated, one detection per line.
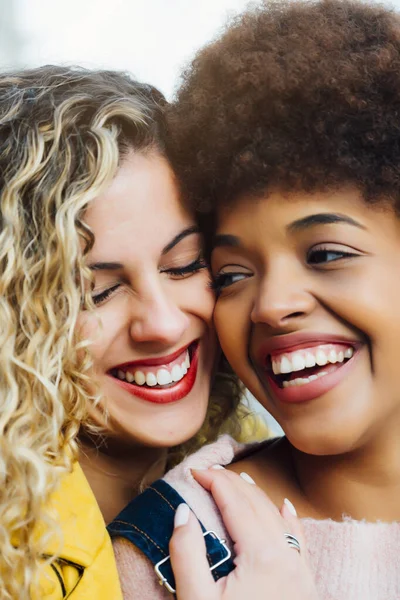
91 256 207 306
211 246 360 295
161 255 207 278
306 246 359 265
210 272 250 295
92 283 121 305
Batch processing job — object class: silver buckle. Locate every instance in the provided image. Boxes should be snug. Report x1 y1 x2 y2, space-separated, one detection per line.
154 530 231 594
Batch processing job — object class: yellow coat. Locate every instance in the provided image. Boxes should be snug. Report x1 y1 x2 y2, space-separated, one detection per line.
37 462 123 599
34 410 269 598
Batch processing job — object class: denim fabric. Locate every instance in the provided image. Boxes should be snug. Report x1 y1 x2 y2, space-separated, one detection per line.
107 479 235 595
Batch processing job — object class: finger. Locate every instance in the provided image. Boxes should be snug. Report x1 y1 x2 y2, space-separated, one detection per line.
169 504 216 600
193 468 279 517
192 468 283 553
280 498 308 562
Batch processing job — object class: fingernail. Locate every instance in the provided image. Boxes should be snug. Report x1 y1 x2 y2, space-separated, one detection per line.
174 503 190 528
284 498 297 517
240 471 256 484
211 464 225 470
191 467 207 471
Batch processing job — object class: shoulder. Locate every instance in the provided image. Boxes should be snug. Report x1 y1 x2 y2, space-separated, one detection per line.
228 436 311 515
112 437 250 598
164 435 265 542
113 537 170 600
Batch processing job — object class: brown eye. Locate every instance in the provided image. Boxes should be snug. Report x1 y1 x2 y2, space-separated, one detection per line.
307 246 359 265
211 271 250 294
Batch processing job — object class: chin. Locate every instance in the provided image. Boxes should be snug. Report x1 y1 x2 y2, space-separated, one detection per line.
114 410 208 450
284 421 367 457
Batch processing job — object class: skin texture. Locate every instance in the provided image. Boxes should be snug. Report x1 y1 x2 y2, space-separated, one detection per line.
77 150 216 521
212 187 400 522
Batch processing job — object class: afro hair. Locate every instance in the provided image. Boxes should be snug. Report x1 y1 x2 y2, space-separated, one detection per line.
167 0 400 229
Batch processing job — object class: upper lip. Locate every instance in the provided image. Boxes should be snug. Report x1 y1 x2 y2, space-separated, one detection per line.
255 331 361 363
111 341 196 371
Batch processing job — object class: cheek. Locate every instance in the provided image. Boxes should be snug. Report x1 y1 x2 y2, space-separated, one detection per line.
76 308 123 366
175 273 215 325
214 294 252 362
76 311 100 342
316 264 396 340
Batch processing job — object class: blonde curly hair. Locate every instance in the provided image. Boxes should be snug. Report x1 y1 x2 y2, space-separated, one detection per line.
0 65 169 599
0 65 244 599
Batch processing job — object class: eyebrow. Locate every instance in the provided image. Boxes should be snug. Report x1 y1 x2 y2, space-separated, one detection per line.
88 226 200 271
161 225 200 254
212 212 365 250
213 234 241 249
287 213 366 233
88 261 123 271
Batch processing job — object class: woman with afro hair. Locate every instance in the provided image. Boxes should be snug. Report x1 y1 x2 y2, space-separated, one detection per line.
113 1 400 598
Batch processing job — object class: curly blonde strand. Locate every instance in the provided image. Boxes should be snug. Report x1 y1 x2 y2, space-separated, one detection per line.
0 66 163 599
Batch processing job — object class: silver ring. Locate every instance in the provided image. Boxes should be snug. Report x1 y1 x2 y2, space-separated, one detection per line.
284 533 301 554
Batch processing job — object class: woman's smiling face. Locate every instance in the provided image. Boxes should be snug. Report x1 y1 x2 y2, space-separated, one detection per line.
212 188 400 455
78 150 216 448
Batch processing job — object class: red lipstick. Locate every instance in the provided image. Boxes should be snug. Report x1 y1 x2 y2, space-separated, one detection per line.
109 342 199 404
113 343 192 370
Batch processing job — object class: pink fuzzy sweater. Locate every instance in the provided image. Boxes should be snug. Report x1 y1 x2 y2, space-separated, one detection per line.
113 436 400 600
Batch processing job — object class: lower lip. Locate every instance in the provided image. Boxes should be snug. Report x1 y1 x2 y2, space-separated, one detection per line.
109 344 199 404
262 349 361 404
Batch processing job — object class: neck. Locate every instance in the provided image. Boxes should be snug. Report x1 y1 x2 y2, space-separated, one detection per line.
79 433 167 524
292 424 400 522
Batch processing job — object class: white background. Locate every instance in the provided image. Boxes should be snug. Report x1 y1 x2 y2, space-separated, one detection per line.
6 0 254 99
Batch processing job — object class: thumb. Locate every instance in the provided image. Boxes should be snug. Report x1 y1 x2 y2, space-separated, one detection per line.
169 504 216 600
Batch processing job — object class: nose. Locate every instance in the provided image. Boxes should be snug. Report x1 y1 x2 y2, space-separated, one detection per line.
129 282 189 346
251 266 316 329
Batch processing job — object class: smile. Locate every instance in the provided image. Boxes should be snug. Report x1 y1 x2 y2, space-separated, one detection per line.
109 342 199 404
256 335 361 404
113 350 190 387
271 344 354 388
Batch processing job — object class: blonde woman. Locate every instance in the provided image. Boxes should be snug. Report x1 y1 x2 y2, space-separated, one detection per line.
0 66 275 600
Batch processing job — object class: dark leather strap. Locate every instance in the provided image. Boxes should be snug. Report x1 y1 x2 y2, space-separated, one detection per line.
107 479 235 595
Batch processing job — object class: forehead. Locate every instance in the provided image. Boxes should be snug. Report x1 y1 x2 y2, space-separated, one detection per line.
84 151 193 260
215 188 390 235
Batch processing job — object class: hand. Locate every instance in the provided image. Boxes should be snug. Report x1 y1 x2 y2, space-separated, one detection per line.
169 468 318 600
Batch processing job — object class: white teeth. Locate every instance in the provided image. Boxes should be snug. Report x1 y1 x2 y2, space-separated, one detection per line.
328 349 338 363
126 371 135 383
115 349 191 388
315 349 328 366
305 352 316 368
272 359 280 375
156 369 172 386
171 364 183 382
146 372 157 387
280 356 292 374
135 371 146 386
271 345 354 375
282 370 328 388
292 353 306 372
